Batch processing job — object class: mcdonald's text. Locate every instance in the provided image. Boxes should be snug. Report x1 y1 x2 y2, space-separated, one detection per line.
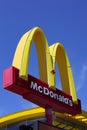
30 81 73 107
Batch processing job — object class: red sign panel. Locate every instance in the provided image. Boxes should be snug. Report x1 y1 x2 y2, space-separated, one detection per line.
3 66 81 115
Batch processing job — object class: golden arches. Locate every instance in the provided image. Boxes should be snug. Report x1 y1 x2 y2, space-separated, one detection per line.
12 27 54 87
49 43 77 102
12 27 77 102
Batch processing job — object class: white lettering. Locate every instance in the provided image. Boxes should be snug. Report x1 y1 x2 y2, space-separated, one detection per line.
30 81 38 91
64 98 69 104
58 95 63 102
29 81 73 107
53 93 59 100
69 100 73 107
49 91 54 98
38 86 43 93
44 87 49 95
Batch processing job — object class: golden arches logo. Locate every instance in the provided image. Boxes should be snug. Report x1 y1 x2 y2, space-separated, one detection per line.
12 27 77 103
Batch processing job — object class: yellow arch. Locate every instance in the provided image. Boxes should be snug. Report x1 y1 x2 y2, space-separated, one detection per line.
12 27 77 102
49 43 77 102
12 27 54 87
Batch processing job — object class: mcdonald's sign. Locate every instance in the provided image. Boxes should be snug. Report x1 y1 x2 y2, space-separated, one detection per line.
3 27 81 116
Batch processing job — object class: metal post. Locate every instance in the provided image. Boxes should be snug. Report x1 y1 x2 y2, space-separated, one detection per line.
45 108 53 125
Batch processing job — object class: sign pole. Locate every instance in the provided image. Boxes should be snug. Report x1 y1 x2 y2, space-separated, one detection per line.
45 108 53 125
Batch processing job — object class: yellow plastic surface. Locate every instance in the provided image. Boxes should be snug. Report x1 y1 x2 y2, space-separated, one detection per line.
12 27 53 87
49 43 77 102
0 107 45 127
12 27 77 102
0 108 87 127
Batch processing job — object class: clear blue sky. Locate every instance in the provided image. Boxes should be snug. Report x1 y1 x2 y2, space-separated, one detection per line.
0 0 87 116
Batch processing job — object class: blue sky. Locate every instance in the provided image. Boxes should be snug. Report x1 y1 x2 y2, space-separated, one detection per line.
0 0 87 116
